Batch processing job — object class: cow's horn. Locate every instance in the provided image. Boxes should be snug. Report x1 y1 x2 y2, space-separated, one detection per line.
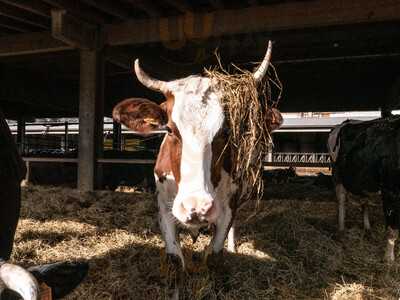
134 59 170 94
0 263 39 300
253 40 273 83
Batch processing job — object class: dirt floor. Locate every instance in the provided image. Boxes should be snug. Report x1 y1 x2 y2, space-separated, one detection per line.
11 175 400 299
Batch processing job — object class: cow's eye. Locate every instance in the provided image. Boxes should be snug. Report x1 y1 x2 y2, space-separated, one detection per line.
166 125 173 135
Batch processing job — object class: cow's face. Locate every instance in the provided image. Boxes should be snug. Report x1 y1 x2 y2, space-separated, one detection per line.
113 42 278 227
168 76 225 226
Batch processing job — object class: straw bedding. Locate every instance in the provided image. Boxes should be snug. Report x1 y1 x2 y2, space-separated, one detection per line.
10 183 400 299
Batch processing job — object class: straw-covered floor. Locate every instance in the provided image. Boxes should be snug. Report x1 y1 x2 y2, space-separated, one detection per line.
11 181 400 299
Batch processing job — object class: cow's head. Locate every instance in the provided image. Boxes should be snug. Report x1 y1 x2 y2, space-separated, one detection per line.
113 41 281 227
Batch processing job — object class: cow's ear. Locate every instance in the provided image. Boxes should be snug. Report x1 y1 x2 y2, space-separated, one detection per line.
113 98 168 134
267 108 283 132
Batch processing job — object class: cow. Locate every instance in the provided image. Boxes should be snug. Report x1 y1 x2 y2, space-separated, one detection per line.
327 115 400 263
0 110 88 300
0 110 39 300
112 41 282 283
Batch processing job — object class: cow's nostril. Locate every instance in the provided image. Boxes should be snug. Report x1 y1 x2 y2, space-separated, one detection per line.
200 201 213 216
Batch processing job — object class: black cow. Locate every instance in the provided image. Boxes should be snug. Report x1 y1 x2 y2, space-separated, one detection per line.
328 116 400 262
0 110 88 299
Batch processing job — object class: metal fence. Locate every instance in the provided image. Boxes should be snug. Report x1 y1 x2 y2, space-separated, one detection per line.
266 152 331 167
12 121 163 156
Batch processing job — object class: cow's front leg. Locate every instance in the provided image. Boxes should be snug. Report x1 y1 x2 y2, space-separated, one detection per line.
385 226 398 263
205 207 233 268
158 198 184 269
336 183 347 234
382 191 399 263
362 202 371 232
158 197 185 299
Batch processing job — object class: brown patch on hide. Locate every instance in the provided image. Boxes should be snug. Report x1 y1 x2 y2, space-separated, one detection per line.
154 93 182 185
211 129 232 188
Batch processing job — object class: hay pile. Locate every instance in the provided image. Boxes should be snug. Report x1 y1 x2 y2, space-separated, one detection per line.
10 184 400 299
205 59 282 205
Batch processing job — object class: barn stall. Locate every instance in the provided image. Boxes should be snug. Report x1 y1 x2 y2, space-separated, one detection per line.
0 0 399 299
15 179 400 299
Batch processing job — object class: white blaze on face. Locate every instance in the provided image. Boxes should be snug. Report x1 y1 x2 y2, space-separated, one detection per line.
167 76 225 224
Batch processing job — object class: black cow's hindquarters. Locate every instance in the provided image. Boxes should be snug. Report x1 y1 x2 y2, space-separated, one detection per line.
0 181 21 261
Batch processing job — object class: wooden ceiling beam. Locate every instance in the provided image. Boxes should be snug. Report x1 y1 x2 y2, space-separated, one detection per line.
163 0 192 13
0 3 50 29
51 9 99 50
247 0 258 5
105 0 400 46
0 15 38 33
106 55 131 70
80 0 132 20
0 32 72 57
209 0 223 10
0 27 17 35
42 0 107 24
0 0 51 18
121 0 161 17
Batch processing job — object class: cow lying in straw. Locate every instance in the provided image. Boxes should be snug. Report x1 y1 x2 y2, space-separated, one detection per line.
0 110 88 300
113 41 282 294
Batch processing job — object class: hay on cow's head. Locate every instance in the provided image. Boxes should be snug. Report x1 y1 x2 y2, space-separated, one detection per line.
205 56 282 206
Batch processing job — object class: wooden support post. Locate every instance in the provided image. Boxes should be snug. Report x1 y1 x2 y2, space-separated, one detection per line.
51 7 103 191
112 121 121 151
77 49 104 192
17 117 25 155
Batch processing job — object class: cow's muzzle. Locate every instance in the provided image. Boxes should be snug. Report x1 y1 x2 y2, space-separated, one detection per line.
173 195 219 226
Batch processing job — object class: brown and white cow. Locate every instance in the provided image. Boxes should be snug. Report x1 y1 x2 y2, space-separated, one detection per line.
113 42 281 271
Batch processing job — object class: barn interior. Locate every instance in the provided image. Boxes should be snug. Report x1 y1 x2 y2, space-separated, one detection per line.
0 0 399 191
2 1 400 299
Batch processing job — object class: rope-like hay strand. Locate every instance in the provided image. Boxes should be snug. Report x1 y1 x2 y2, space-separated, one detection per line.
205 55 282 207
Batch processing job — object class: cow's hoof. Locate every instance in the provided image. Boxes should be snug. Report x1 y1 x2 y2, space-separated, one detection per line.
384 254 395 265
163 254 185 294
166 254 182 267
188 252 206 273
334 230 346 242
206 251 224 271
164 254 184 276
167 287 180 300
363 230 372 240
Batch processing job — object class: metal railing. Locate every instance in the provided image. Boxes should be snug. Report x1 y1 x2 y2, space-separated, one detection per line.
266 152 331 167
